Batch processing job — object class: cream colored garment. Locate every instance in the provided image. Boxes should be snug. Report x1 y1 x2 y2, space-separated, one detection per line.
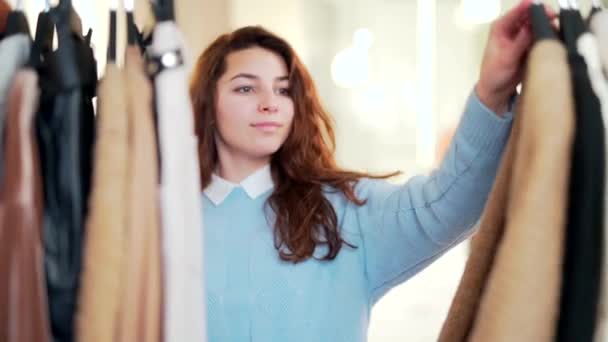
590 11 608 78
578 33 608 119
468 39 574 342
115 47 162 342
578 31 608 342
76 64 129 342
147 21 206 342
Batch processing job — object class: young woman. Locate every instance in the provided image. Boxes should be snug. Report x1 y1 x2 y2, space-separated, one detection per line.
189 1 546 340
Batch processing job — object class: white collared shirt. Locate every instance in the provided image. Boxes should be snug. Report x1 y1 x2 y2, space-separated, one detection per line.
204 164 275 206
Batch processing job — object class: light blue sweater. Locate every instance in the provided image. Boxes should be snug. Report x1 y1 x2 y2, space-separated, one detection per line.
202 90 514 342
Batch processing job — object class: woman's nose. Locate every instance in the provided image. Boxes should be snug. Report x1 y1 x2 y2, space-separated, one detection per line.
258 94 279 113
258 104 279 113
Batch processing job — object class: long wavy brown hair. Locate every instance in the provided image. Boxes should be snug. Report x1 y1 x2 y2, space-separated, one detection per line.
190 26 399 263
0 0 11 35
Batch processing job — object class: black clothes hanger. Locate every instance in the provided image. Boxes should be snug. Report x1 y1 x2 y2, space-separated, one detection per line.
25 6 54 69
145 0 186 76
591 0 604 13
569 1 587 35
133 23 153 55
107 2 117 63
152 0 175 22
559 0 587 53
4 0 31 38
49 0 79 89
35 10 54 54
84 27 91 45
126 1 137 46
589 0 604 20
77 28 96 92
529 1 558 41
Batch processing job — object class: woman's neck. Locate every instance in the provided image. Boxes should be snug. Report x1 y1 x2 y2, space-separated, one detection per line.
216 154 270 184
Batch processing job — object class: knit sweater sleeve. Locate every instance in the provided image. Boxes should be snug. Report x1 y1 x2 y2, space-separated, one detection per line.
354 89 514 304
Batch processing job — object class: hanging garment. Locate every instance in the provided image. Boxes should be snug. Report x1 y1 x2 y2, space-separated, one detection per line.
75 63 127 342
115 46 162 342
147 20 206 342
37 22 87 342
467 39 575 342
589 11 608 77
0 69 51 342
438 98 521 342
0 34 30 182
577 32 608 342
556 49 606 342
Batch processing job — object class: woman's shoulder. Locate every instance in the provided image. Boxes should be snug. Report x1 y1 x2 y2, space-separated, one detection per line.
321 177 401 207
354 177 400 193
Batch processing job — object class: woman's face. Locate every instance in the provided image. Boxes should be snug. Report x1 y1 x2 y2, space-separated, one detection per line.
214 47 295 163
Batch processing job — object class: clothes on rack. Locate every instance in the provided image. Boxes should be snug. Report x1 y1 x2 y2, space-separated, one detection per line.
0 2 205 341
441 6 608 341
469 38 575 342
441 38 576 342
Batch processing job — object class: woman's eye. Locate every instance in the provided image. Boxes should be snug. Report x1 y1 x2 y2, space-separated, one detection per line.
236 86 253 93
277 88 290 96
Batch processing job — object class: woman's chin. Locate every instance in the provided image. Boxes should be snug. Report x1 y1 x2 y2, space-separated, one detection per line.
247 145 282 159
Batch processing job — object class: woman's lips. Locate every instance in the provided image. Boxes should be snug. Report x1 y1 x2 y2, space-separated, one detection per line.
251 122 283 132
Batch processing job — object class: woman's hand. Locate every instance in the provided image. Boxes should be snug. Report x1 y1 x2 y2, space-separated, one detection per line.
476 0 556 116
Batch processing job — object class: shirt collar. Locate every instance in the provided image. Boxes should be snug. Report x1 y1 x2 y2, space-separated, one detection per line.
203 164 274 205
